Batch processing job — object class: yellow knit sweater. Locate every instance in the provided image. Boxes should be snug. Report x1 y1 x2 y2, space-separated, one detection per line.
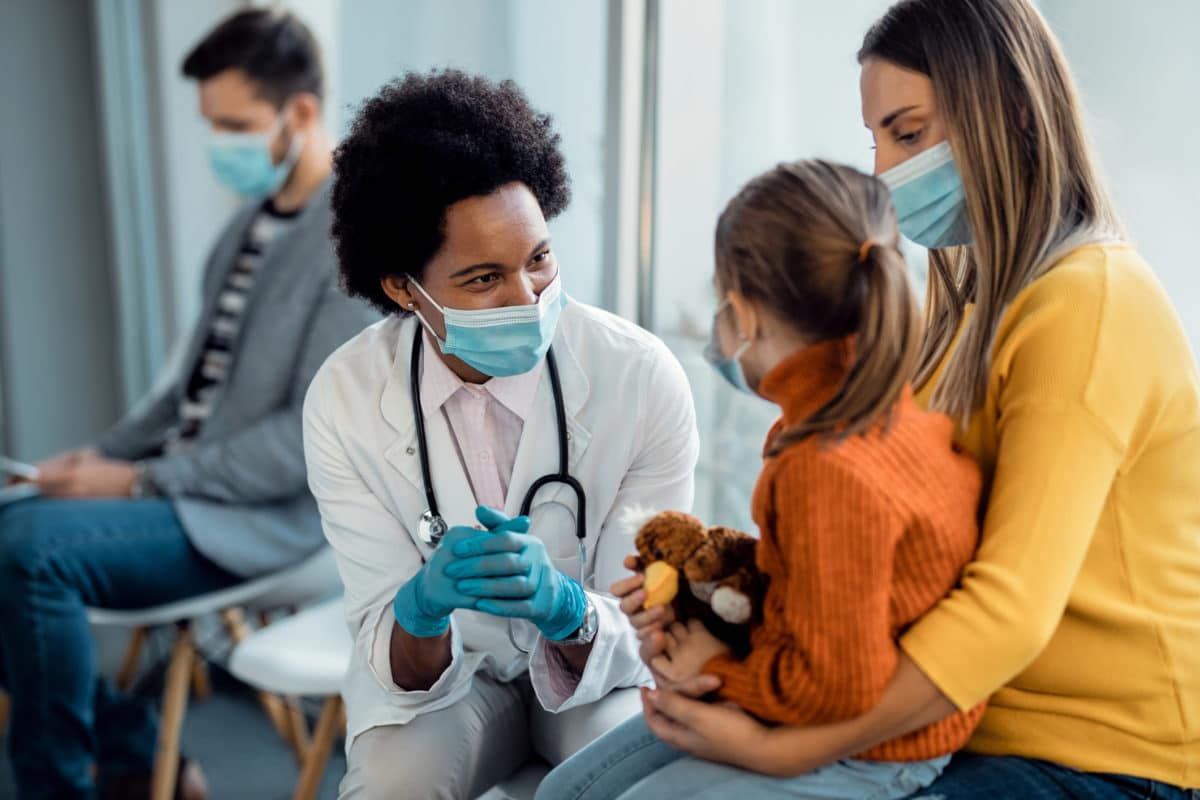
903 243 1200 787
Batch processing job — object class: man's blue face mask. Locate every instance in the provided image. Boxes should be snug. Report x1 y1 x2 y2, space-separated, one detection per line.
409 272 567 378
880 140 972 249
207 112 302 197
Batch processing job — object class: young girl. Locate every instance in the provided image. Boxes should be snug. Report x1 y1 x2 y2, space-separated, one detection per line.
536 159 984 799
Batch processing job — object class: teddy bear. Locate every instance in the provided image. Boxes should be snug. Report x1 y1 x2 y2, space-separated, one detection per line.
625 508 767 656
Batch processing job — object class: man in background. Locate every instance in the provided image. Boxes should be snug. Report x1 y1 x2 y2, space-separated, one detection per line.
0 10 375 799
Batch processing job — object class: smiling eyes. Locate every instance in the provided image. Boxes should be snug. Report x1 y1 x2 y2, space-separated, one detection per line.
465 249 554 287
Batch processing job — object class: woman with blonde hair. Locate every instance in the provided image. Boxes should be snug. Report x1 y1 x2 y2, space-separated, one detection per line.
617 0 1200 796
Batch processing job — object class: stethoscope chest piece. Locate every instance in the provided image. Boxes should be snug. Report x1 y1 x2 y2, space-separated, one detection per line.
418 509 448 546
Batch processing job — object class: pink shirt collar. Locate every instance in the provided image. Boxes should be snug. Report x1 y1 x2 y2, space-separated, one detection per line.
419 331 544 421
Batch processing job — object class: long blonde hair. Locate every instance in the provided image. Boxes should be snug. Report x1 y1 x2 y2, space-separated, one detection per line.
715 160 920 452
859 0 1124 422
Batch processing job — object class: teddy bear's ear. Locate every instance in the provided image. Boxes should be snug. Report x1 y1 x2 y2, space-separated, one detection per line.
617 505 661 541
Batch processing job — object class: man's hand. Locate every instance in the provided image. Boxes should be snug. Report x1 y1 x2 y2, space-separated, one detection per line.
37 454 136 498
651 620 731 685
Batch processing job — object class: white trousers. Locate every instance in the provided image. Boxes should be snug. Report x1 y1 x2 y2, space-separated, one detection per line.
339 673 641 800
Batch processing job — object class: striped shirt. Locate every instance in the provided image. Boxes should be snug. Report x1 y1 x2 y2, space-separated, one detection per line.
165 200 298 453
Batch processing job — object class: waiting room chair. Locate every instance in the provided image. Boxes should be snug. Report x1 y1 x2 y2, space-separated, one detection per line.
87 546 341 800
230 595 549 800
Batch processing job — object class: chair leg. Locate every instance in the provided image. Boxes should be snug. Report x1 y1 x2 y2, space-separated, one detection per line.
292 696 343 800
0 691 10 732
151 623 194 800
191 659 211 701
117 626 147 692
285 698 311 766
220 608 293 744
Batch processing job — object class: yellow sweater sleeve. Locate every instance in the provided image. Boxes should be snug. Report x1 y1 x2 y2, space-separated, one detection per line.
901 255 1132 711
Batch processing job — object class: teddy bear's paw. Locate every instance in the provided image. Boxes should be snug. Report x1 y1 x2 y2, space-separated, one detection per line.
711 587 751 624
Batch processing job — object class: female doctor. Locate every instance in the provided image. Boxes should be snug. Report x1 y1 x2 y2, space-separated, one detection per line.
302 70 699 799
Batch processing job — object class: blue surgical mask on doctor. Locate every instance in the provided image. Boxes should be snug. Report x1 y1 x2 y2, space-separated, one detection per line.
409 271 566 377
208 110 303 197
879 140 971 249
703 300 754 394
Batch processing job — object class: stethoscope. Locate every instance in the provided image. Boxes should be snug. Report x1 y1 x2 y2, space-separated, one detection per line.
409 328 589 643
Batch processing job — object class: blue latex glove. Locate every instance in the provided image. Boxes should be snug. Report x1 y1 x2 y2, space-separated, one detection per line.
392 525 486 637
393 514 533 637
448 506 587 641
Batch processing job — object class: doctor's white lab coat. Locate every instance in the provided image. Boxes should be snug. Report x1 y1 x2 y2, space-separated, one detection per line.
302 299 700 748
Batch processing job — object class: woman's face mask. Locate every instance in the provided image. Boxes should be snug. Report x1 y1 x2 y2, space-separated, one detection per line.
879 140 971 249
409 271 566 378
860 58 970 249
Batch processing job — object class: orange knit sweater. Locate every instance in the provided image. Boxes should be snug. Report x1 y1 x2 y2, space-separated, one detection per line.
703 338 987 762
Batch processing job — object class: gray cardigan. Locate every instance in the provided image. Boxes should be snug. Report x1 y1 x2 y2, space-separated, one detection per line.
97 180 378 577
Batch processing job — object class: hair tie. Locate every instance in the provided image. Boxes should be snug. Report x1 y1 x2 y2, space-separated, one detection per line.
857 238 879 264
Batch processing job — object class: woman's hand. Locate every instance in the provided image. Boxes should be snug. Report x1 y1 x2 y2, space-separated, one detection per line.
643 653 961 778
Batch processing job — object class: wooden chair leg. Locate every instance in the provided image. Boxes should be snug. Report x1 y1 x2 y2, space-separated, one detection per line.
117 626 147 692
285 697 311 766
220 608 293 744
0 691 10 732
151 624 194 800
292 696 343 800
190 659 211 701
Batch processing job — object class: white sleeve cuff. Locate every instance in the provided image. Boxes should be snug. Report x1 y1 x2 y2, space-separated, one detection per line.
529 592 652 713
366 601 466 699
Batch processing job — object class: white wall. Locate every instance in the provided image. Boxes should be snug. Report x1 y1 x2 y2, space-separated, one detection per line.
0 3 121 458
651 0 894 529
334 0 610 307
1041 0 1200 351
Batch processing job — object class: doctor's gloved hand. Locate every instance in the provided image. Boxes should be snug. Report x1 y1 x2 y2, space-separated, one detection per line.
449 506 588 641
393 524 492 638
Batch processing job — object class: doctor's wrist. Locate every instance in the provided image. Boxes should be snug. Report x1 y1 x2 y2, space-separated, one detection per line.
393 575 450 638
539 575 589 642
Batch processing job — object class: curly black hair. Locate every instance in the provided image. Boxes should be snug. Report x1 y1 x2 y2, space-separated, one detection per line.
330 69 572 314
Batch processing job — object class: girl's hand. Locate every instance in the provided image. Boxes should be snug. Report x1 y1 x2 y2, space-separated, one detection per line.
611 554 677 656
651 620 730 684
612 556 721 698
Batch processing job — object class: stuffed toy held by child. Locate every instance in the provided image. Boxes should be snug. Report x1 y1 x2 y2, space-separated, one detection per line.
625 508 766 655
